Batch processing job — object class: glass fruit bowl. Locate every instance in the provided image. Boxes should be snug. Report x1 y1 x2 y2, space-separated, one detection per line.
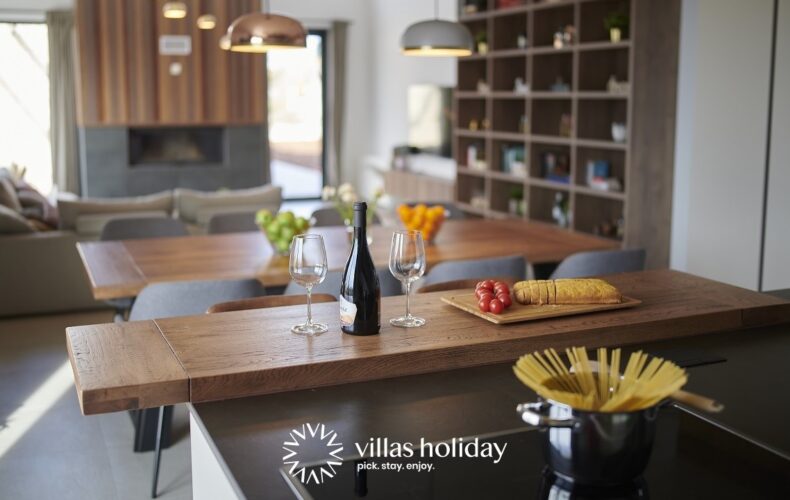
256 209 311 256
396 204 446 244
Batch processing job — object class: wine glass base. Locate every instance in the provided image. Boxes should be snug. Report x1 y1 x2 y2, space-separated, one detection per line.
291 323 328 336
389 316 426 328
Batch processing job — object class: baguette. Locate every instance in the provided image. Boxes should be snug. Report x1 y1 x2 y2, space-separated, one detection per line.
514 278 622 305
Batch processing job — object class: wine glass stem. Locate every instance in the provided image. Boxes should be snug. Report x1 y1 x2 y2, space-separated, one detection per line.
405 281 411 318
306 286 313 325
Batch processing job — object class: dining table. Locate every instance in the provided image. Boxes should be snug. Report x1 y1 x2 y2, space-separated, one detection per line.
75 219 619 301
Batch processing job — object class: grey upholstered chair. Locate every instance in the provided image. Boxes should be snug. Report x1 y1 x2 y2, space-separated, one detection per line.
128 278 265 498
406 201 466 220
284 268 403 297
100 217 189 241
310 207 381 227
550 249 646 279
419 255 527 289
207 211 259 234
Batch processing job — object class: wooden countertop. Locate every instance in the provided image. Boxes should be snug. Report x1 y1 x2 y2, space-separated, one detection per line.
75 219 618 300
65 270 790 415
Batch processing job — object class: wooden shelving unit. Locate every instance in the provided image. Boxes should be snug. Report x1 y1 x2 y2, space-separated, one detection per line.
454 0 634 242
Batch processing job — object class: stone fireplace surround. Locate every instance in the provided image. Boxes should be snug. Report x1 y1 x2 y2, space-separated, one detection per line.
78 125 269 197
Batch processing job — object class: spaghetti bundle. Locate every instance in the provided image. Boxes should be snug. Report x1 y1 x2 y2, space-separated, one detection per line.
513 347 687 412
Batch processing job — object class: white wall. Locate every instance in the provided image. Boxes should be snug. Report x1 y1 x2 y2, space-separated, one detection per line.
762 0 790 291
671 0 775 290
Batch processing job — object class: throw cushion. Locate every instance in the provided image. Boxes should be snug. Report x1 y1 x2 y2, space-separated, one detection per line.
58 191 174 231
0 204 35 234
17 188 59 228
0 178 22 212
175 185 282 225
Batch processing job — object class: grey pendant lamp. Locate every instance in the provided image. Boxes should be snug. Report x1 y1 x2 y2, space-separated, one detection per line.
401 0 473 57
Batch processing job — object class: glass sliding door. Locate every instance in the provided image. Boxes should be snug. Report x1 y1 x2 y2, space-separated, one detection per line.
267 30 327 200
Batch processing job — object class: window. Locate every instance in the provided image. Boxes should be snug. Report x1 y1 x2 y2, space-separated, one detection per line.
0 22 51 194
267 30 327 200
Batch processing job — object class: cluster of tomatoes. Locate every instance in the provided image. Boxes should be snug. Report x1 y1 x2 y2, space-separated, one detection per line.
475 279 512 314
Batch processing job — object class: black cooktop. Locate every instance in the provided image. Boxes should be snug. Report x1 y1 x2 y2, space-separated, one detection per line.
281 409 790 499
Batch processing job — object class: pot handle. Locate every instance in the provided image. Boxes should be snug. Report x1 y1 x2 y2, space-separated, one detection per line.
516 402 578 428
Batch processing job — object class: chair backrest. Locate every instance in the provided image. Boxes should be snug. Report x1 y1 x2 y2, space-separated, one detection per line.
310 207 381 227
550 249 646 280
419 255 527 288
407 201 466 220
207 293 336 314
100 217 189 241
207 211 258 234
416 276 516 294
284 268 403 298
129 279 266 321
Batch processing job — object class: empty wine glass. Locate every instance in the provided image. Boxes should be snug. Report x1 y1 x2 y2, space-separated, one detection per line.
289 234 328 335
388 230 426 327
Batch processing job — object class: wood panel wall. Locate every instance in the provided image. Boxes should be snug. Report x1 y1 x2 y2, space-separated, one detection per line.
75 0 265 126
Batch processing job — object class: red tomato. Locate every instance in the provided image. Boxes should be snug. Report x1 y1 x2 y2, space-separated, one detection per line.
478 292 495 303
475 288 495 300
497 292 512 308
481 279 496 290
494 284 510 295
489 298 504 314
478 298 491 312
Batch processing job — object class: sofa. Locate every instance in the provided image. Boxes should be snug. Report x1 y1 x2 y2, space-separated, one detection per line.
0 180 281 317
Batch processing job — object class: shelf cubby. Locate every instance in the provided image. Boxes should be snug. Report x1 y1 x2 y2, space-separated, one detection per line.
532 4 575 48
492 56 527 91
457 97 488 131
574 193 624 240
490 177 526 216
492 97 527 133
456 136 487 169
528 185 568 225
458 59 488 92
577 99 627 142
531 98 573 137
579 0 630 43
492 12 528 51
492 139 527 176
575 146 626 189
578 48 629 91
530 142 572 183
532 52 574 91
457 172 487 207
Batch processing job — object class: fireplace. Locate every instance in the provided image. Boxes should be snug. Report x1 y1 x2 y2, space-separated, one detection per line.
128 127 225 166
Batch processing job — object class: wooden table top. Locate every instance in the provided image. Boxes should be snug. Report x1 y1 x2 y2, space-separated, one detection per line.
76 219 618 300
65 270 790 415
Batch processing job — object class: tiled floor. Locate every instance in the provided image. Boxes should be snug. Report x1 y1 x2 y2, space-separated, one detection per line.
0 310 191 499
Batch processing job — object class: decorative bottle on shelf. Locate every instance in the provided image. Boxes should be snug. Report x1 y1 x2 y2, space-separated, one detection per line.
340 202 381 336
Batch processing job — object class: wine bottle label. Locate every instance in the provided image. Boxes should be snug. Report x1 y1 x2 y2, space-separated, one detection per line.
339 296 357 326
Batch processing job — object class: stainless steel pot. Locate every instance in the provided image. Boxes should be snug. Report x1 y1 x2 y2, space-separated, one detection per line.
517 399 662 485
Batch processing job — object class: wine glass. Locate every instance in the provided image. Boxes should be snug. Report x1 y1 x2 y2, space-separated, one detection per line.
388 230 426 327
289 234 328 335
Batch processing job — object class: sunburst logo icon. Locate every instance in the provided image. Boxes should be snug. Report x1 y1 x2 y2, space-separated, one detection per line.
283 423 344 484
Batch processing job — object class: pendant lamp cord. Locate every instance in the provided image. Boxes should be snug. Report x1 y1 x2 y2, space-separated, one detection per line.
263 0 270 15
434 0 439 19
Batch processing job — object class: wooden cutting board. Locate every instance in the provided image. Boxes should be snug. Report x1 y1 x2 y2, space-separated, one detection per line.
441 293 642 324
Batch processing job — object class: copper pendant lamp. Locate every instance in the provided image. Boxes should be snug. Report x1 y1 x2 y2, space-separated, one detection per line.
224 0 306 53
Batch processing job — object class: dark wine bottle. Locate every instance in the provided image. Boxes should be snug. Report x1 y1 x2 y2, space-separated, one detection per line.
340 202 381 335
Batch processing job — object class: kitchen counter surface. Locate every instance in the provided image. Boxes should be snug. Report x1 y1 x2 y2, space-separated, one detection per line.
192 322 790 499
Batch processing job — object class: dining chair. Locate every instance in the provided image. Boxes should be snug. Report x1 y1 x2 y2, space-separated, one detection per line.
207 211 258 234
100 217 191 322
418 255 527 289
406 201 466 220
207 293 336 313
100 216 189 241
550 249 646 279
416 276 516 294
310 207 381 227
284 268 403 297
129 278 266 499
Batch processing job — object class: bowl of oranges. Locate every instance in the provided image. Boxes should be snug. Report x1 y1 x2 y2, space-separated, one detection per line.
397 204 447 243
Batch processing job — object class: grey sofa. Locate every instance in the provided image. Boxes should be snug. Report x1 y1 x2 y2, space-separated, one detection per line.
0 185 282 317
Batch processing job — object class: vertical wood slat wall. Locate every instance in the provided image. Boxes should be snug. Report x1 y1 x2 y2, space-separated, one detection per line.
454 0 679 268
75 0 265 126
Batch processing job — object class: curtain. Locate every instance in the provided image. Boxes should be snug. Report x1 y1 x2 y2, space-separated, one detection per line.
47 10 79 195
327 21 348 186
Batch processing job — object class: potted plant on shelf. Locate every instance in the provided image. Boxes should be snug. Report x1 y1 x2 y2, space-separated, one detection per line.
475 31 488 54
603 11 629 43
